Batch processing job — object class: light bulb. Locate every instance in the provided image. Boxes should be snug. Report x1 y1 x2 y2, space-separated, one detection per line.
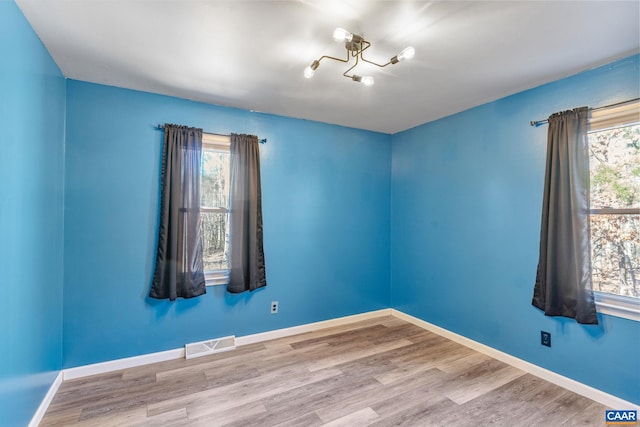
304 60 320 79
353 75 375 86
304 66 315 78
397 46 415 61
361 76 375 87
333 27 353 42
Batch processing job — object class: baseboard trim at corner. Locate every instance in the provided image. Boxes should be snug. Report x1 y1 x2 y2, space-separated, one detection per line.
28 371 63 427
62 309 392 381
63 348 185 380
235 309 392 346
390 309 639 411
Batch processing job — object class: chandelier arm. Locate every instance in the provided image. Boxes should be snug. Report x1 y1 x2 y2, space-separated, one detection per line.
342 51 360 78
317 53 350 64
357 40 371 55
316 46 352 66
354 40 391 67
360 57 392 68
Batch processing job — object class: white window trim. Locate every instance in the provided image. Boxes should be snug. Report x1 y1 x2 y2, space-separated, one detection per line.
205 271 229 286
202 133 230 286
589 100 640 132
594 292 640 322
202 133 231 150
588 99 640 321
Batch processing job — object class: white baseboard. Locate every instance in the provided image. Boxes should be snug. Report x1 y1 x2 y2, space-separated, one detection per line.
28 371 62 427
63 309 392 380
36 307 636 424
63 348 185 380
235 308 392 346
390 309 640 411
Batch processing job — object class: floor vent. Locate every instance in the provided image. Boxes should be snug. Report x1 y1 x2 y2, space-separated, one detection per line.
185 335 236 360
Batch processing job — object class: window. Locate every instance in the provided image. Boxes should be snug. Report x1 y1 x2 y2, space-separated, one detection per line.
200 133 231 285
588 100 640 320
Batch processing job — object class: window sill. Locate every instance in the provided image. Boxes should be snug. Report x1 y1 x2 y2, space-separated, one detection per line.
205 271 228 287
594 292 640 322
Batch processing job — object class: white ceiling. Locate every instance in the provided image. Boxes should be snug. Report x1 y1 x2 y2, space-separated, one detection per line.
16 1 640 134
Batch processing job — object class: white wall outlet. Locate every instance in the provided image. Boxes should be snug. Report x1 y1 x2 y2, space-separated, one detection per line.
271 301 279 314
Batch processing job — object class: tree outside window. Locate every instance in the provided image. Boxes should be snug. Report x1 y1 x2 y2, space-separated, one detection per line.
200 134 231 283
589 123 639 299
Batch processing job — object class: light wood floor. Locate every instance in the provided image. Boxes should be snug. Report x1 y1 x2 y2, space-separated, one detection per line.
40 316 606 426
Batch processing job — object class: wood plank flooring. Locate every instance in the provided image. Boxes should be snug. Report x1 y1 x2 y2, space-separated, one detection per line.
40 316 607 426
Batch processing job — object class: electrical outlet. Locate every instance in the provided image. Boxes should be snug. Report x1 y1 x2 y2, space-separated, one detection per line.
271 301 279 314
541 331 551 347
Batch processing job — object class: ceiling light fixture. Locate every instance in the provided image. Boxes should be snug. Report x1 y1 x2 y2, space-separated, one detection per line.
304 27 415 86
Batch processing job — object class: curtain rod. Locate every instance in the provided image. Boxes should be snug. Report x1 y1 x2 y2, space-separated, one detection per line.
156 125 267 144
529 97 640 127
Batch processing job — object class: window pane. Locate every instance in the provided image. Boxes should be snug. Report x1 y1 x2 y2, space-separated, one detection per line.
590 214 639 298
201 212 229 272
201 149 230 209
588 124 640 209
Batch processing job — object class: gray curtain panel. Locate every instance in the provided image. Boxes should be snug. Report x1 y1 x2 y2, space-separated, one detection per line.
150 124 206 300
228 133 267 293
532 107 598 324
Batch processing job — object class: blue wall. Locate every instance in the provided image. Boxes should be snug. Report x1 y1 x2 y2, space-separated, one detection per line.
0 2 66 426
62 81 391 367
3 2 639 421
391 55 640 405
